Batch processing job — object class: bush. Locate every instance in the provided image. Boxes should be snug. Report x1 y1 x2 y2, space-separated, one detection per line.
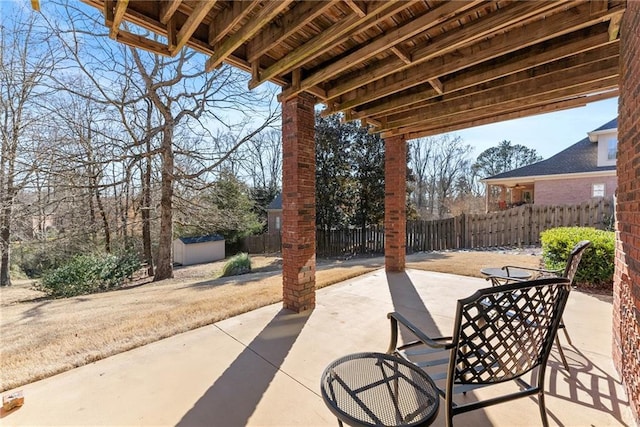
221 253 251 277
540 227 614 286
37 251 141 298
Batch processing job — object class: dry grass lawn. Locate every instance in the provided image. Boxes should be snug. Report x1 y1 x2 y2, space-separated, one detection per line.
0 249 541 392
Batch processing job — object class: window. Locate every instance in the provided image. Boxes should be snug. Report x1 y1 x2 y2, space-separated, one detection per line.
592 183 605 198
607 138 617 160
275 216 281 230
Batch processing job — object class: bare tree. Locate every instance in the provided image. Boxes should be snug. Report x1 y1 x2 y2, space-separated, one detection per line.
0 8 60 286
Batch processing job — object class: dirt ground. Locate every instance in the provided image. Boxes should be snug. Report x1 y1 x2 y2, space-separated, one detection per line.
0 249 545 392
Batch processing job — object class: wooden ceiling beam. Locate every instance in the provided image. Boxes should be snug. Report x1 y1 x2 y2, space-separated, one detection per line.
208 1 260 47
171 1 217 55
109 0 129 39
115 29 171 56
395 90 619 140
206 1 293 71
247 1 337 63
609 12 623 41
250 1 415 92
326 1 623 109
159 0 182 25
359 41 618 122
325 0 576 102
343 0 366 18
380 62 618 132
282 0 483 98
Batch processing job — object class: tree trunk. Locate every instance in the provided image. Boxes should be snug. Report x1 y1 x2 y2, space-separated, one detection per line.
141 155 154 277
0 189 14 287
154 127 174 281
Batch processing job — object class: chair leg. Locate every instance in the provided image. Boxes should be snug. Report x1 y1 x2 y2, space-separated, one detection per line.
538 390 549 427
555 335 570 370
561 325 573 346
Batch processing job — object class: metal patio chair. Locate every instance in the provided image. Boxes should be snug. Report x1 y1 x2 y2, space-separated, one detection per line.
485 240 592 369
387 277 571 427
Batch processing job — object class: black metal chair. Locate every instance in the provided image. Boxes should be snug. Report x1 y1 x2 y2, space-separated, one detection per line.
387 277 572 427
485 240 592 369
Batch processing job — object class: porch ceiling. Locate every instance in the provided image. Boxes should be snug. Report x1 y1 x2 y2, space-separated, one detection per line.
84 0 624 139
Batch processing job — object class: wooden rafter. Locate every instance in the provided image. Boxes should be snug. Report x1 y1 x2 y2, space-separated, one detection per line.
250 1 415 91
343 0 366 17
82 0 627 139
326 2 623 115
247 1 337 63
325 0 582 103
206 1 293 71
109 0 129 39
208 2 260 47
379 62 619 133
357 40 619 121
398 90 619 140
171 1 217 55
159 0 182 25
281 0 483 99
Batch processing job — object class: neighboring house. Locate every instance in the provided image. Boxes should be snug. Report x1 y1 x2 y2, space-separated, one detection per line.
266 193 282 235
172 234 225 266
482 118 618 211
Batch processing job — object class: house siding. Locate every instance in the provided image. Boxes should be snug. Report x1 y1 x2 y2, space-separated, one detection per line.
533 175 617 205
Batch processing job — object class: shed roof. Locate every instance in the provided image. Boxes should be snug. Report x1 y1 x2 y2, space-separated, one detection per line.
485 118 617 180
178 234 225 245
267 193 282 210
83 0 624 139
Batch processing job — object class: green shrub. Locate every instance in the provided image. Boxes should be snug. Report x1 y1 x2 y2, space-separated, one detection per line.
221 253 252 277
38 251 141 298
540 227 614 286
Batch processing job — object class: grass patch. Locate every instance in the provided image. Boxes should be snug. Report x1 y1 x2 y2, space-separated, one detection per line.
221 253 251 277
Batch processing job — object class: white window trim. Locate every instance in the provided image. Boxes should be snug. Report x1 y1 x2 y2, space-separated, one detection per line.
592 183 605 198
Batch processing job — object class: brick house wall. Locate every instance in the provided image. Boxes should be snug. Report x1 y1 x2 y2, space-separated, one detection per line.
534 175 617 205
614 2 640 423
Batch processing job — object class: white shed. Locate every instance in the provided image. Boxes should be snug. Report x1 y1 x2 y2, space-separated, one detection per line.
173 234 225 266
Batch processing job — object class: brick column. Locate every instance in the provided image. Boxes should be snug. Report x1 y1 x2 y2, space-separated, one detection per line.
614 2 640 423
384 135 407 271
281 92 316 312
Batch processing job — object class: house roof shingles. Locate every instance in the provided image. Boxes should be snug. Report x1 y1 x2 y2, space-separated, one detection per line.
485 119 617 181
267 193 282 210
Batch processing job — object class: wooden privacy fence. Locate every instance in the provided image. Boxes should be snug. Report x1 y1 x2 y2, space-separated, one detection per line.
241 198 613 255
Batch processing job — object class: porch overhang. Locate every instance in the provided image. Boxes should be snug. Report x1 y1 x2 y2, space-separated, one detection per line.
82 0 623 139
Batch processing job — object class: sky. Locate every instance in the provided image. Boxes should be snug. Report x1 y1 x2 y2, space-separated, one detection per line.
451 97 618 159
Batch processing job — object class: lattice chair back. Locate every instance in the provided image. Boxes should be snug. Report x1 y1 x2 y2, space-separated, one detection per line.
447 278 571 392
561 240 591 284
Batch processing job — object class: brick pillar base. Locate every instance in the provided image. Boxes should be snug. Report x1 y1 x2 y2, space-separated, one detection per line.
614 3 640 423
281 92 316 312
384 135 406 272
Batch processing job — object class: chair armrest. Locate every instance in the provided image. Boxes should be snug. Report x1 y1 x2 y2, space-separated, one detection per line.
502 265 562 277
387 311 454 354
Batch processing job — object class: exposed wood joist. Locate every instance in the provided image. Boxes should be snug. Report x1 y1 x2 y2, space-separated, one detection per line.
115 30 170 56
171 1 217 55
379 62 618 134
343 0 366 17
159 0 181 25
109 0 129 39
247 1 337 63
361 41 619 122
324 0 576 103
394 81 619 137
206 1 293 71
281 0 484 99
208 2 260 47
251 1 416 91
326 2 623 116
83 0 626 139
398 90 619 140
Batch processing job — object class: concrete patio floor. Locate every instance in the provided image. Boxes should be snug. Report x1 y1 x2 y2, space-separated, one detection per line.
1 269 633 426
